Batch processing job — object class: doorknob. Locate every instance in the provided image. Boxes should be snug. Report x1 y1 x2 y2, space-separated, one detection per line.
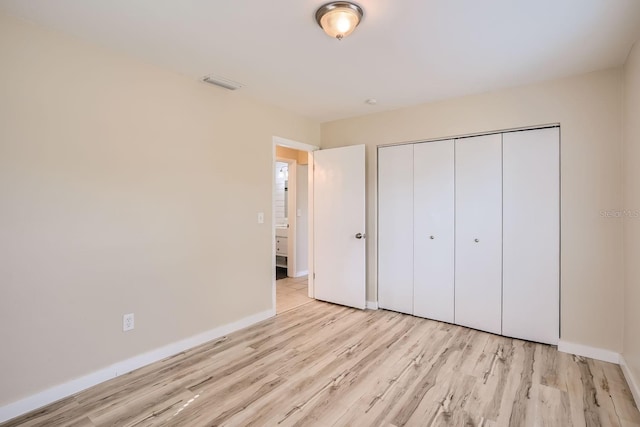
474 238 480 243
355 233 366 239
430 235 435 240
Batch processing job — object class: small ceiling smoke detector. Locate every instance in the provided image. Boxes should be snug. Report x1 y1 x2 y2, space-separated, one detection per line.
201 75 243 90
365 98 377 105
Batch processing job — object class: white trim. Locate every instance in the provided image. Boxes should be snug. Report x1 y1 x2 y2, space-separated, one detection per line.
295 270 309 277
557 340 620 364
0 309 274 424
366 301 379 310
620 355 640 407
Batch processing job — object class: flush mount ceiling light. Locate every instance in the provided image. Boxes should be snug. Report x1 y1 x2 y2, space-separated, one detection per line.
315 2 364 40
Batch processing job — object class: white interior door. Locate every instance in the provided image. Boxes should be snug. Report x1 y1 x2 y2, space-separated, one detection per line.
313 145 366 309
503 128 559 344
378 144 414 314
413 140 455 323
455 134 503 335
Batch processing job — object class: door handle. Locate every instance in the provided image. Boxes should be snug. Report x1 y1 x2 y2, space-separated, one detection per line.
355 233 366 239
474 238 480 243
430 235 435 240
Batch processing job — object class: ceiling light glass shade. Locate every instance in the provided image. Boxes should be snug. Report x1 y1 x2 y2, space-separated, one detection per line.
316 2 363 40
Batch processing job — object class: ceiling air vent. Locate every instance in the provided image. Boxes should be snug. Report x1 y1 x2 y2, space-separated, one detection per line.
201 75 243 91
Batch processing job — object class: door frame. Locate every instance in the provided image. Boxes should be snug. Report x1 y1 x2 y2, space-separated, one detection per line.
272 136 318 311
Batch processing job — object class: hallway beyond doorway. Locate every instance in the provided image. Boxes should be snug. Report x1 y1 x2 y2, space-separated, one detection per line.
276 275 312 314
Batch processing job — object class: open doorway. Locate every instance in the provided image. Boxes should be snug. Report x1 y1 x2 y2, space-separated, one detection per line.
273 137 317 314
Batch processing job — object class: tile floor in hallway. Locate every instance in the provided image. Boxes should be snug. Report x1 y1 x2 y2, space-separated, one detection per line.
276 275 313 314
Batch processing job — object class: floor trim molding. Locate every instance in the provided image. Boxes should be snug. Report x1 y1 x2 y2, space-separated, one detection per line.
557 340 620 364
0 309 274 424
366 301 379 310
294 270 309 277
620 355 640 407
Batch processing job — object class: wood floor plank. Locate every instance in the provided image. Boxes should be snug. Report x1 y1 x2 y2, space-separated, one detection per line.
340 321 459 426
390 328 475 426
574 355 604 426
470 337 516 423
329 320 443 426
507 341 536 426
588 359 640 426
2 300 639 427
536 343 567 392
270 311 418 426
532 384 573 427
0 396 88 427
118 390 196 427
404 372 479 427
223 311 393 426
87 372 203 426
599 363 640 425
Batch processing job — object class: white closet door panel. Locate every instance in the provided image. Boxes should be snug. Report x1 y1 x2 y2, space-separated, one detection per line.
378 145 414 314
413 140 455 323
455 134 502 335
503 128 559 345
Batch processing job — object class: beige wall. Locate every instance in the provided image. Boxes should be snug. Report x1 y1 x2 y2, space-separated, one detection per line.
276 145 309 165
623 41 640 393
321 68 624 353
0 13 319 406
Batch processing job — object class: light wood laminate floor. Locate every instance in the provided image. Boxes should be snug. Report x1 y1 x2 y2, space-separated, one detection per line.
3 301 639 426
276 275 312 314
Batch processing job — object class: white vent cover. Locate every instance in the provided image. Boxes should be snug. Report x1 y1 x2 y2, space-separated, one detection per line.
201 75 243 90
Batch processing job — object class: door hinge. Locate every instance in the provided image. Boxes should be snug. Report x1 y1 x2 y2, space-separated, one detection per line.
313 272 316 279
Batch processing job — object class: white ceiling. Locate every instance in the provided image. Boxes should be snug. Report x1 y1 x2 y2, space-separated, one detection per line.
2 1 640 122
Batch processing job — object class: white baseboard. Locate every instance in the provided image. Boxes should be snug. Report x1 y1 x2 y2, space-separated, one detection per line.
557 340 620 364
0 309 274 424
366 301 379 310
620 355 640 407
294 270 308 278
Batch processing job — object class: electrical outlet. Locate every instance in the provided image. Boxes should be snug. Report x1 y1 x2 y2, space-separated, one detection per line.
123 313 134 332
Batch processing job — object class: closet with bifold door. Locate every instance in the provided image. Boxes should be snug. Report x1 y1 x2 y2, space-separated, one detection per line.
377 126 559 345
